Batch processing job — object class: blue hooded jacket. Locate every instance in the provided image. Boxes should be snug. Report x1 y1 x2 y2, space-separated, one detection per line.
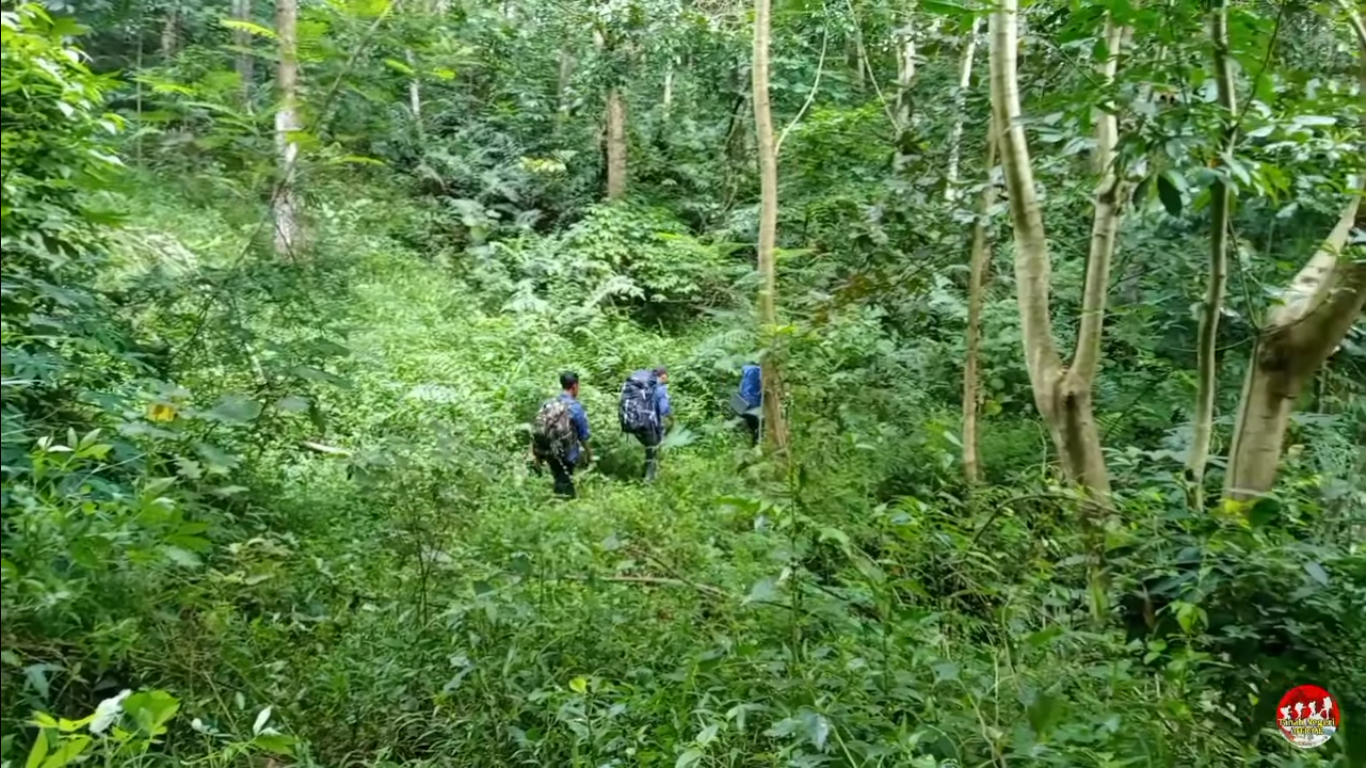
739 364 762 409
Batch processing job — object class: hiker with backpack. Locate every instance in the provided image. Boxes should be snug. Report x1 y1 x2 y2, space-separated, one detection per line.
619 365 672 482
732 362 762 446
531 371 592 498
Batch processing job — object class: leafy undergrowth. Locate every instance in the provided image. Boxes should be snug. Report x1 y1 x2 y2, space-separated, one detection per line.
6 190 1361 768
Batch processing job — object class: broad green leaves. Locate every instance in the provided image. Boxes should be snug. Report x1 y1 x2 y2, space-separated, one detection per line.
1156 170 1185 216
219 18 276 39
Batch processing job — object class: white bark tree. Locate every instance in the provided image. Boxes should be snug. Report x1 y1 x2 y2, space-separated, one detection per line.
232 0 254 108
595 28 628 199
945 18 982 201
274 0 303 258
753 0 790 455
989 1 1127 496
963 121 997 485
1223 3 1366 501
1187 0 1237 506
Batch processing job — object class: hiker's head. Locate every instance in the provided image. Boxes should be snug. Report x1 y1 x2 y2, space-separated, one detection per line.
560 371 580 396
653 365 669 384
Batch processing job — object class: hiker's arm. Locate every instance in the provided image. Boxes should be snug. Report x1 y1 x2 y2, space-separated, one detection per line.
657 385 673 430
573 405 592 463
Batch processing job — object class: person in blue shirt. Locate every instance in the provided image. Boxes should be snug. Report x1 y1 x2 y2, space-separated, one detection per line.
736 362 762 446
541 371 591 498
637 366 672 482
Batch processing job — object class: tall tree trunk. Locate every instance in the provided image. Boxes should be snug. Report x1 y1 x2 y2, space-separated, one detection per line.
1188 0 1237 507
596 29 628 200
990 0 1124 496
406 49 423 138
849 42 865 93
753 0 790 455
232 0 254 108
895 22 916 129
1224 199 1364 500
160 8 179 59
606 90 628 198
1225 14 1365 500
945 18 981 201
963 120 998 485
274 0 302 258
892 20 917 174
662 57 674 123
557 48 576 127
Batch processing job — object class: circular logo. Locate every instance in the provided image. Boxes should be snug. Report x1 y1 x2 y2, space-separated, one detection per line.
1276 685 1340 749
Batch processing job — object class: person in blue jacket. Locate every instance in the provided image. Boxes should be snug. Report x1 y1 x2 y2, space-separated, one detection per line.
619 365 673 482
532 371 592 498
641 366 672 481
737 362 761 446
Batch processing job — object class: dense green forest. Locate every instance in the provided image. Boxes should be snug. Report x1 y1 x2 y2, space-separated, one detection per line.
2 0 1364 764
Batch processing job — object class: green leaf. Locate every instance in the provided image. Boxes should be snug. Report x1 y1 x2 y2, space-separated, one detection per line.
195 442 240 472
326 154 386 166
207 394 261 424
569 676 588 694
1027 693 1066 739
744 578 777 605
659 425 697 451
161 545 202 568
1025 625 1064 647
24 664 58 700
675 749 703 768
277 395 311 413
933 662 960 682
1173 600 1207 634
1247 497 1279 528
1131 174 1152 207
124 691 179 735
253 732 296 756
1304 562 1329 586
1156 172 1183 216
219 18 277 39
166 533 211 552
803 712 830 750
918 0 973 15
291 366 352 388
383 58 416 76
25 729 49 768
39 735 89 768
817 526 851 549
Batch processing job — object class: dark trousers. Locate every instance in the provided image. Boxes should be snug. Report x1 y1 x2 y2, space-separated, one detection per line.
741 413 760 446
547 456 576 498
634 428 661 482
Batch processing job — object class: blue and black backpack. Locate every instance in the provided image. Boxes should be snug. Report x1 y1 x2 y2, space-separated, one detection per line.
618 370 659 433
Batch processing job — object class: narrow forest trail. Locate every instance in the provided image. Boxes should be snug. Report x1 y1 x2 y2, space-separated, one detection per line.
279 240 771 604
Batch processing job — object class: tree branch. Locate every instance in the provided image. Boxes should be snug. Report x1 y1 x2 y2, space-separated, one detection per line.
776 5 830 156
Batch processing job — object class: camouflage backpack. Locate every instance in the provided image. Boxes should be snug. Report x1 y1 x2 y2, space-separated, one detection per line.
533 398 576 461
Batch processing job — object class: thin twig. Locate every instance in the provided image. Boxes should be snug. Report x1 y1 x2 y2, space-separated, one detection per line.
776 4 830 156
844 0 898 130
1229 0 1285 139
